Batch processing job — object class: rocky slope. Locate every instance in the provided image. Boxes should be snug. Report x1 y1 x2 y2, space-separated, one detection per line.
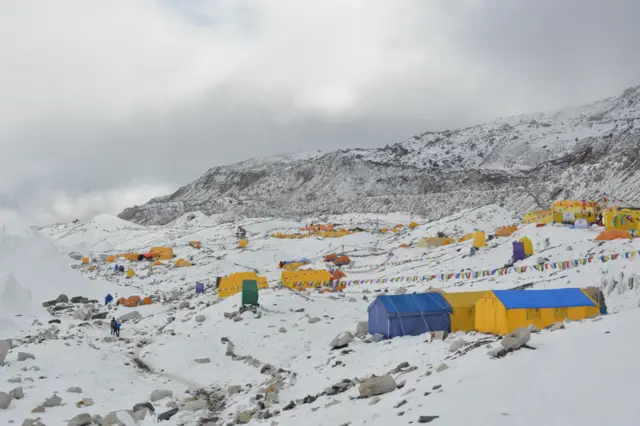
120 86 640 225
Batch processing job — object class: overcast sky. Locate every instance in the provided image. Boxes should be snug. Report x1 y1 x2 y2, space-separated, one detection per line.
1 0 639 224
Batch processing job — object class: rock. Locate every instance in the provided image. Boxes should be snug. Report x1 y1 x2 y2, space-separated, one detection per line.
394 287 407 295
8 377 22 383
550 322 565 331
487 347 503 358
91 312 108 320
166 401 179 409
358 375 397 397
418 415 440 423
179 301 190 309
103 410 137 425
0 392 11 409
194 357 211 364
73 309 90 320
448 338 468 353
48 319 62 324
183 399 207 412
355 321 368 338
501 328 531 351
228 385 242 396
56 294 70 303
238 411 253 423
435 363 449 373
308 317 321 324
10 387 24 400
133 409 148 421
133 402 155 413
330 331 354 348
0 339 11 364
368 396 381 406
279 327 287 333
71 296 89 304
92 415 103 425
43 394 62 407
79 398 93 407
394 399 408 409
233 316 243 322
31 406 45 413
118 311 142 323
67 386 82 393
67 413 92 426
195 315 206 323
18 352 36 361
150 389 173 401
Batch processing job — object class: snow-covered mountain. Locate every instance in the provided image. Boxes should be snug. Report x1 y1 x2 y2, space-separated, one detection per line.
122 86 640 225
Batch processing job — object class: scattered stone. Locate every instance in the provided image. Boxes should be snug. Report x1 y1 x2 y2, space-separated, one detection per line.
194 358 211 364
448 338 468 353
359 375 397 397
8 377 22 383
10 387 24 400
150 389 173 402
158 408 179 422
183 399 207 412
368 396 381 406
237 411 253 423
355 321 368 338
104 410 137 425
91 312 107 320
133 409 148 421
418 415 440 423
49 319 62 324
56 294 70 303
279 327 287 333
133 402 155 413
308 317 321 324
67 413 92 426
71 296 89 304
31 406 45 413
501 328 531 351
77 398 93 407
435 364 449 373
228 385 242 396
179 301 190 309
43 394 62 407
233 316 243 322
195 315 206 323
330 331 354 348
17 352 36 361
166 401 179 409
118 311 142 323
283 401 296 411
0 339 10 364
397 380 406 389
67 386 82 393
92 415 104 425
0 392 11 409
394 399 408 408
325 399 341 408
550 322 565 331
403 388 416 395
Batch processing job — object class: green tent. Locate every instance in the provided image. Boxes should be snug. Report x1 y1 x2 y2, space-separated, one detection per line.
242 280 259 306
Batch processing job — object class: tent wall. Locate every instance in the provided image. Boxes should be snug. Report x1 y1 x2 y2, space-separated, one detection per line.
281 270 331 289
387 313 450 338
150 247 174 260
473 232 486 248
442 291 487 332
219 272 268 298
475 292 508 335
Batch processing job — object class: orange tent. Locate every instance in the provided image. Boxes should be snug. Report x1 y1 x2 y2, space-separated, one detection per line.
82 257 89 264
595 229 633 241
324 253 338 262
335 256 351 266
142 297 152 305
495 225 517 237
399 243 409 248
330 269 346 280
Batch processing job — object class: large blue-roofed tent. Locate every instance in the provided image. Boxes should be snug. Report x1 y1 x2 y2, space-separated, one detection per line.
475 288 600 335
367 293 453 339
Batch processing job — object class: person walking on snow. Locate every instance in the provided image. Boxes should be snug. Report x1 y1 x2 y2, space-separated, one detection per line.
110 317 117 336
114 321 121 338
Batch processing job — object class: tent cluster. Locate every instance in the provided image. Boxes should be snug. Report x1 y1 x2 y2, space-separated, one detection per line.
278 258 311 270
522 200 603 226
323 254 351 266
512 236 534 261
105 247 175 263
117 295 152 307
368 287 605 338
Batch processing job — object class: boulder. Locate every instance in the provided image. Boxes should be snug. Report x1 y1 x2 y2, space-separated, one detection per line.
448 338 468 353
0 339 10 364
18 352 36 361
56 294 70 303
67 386 82 393
103 410 136 426
43 394 62 407
0 392 11 409
67 413 92 426
132 402 155 413
31 406 45 413
73 309 90 320
118 311 142 323
71 296 89 304
228 385 242 396
435 363 449 373
133 409 148 421
194 358 211 364
195 315 206 323
355 321 368 338
10 387 24 400
418 415 440 423
91 312 108 320
183 399 207 412
500 328 531 351
330 331 354 348
308 317 321 324
157 407 179 421
150 389 173 401
49 319 62 324
237 411 253 423
358 375 397 397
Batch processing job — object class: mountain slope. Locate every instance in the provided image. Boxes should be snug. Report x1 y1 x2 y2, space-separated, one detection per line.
120 86 640 225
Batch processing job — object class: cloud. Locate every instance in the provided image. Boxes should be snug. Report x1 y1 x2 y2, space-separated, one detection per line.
1 0 639 224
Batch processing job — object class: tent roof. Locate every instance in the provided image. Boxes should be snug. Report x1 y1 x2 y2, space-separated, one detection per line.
442 291 487 308
370 293 452 315
492 289 596 309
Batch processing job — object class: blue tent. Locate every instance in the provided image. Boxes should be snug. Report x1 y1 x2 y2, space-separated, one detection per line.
367 293 453 339
512 242 526 261
195 282 205 294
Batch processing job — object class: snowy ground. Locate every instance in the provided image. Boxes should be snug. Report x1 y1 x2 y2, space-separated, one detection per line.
2 205 640 425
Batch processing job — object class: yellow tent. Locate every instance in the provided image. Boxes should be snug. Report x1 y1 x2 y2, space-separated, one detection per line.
408 222 419 230
522 210 553 225
442 291 487 332
604 207 640 231
457 233 473 243
238 239 248 248
175 258 192 267
152 260 165 266
280 261 310 271
475 289 599 335
418 237 454 248
123 253 140 261
150 247 174 260
126 268 135 278
281 270 331 290
473 231 486 248
519 236 534 256
218 272 268 298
